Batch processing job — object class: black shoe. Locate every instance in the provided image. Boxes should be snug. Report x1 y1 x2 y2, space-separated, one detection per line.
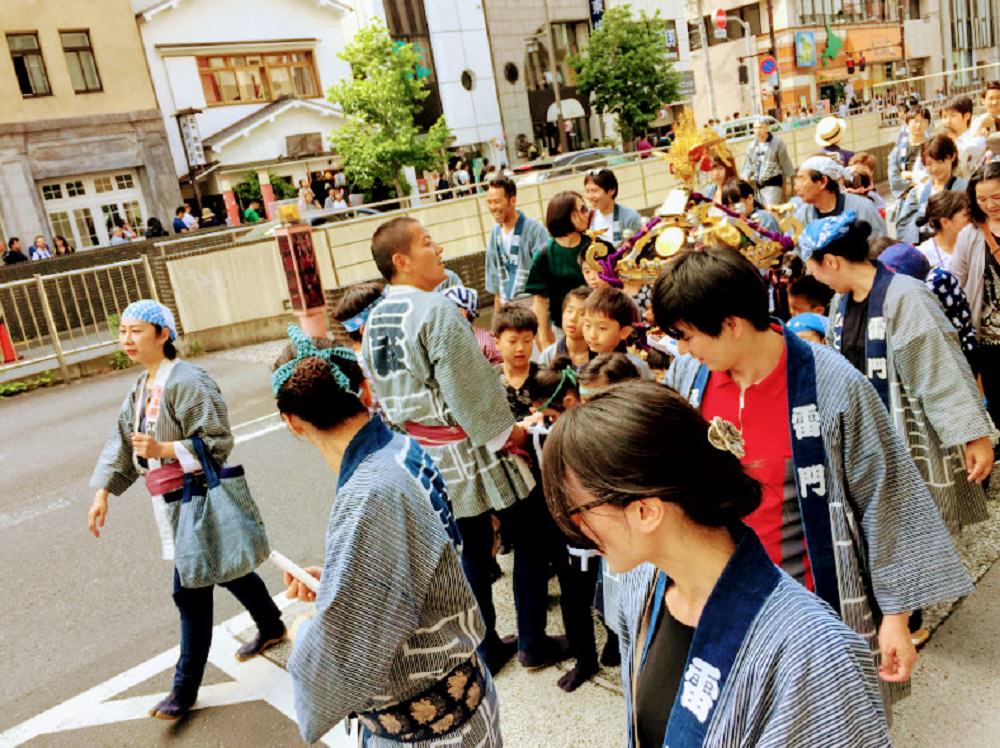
235 625 287 662
483 634 518 675
148 690 195 720
600 631 621 667
517 635 571 670
489 558 503 584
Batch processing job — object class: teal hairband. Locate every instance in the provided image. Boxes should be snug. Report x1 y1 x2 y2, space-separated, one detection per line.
271 324 359 396
539 368 578 411
578 385 602 399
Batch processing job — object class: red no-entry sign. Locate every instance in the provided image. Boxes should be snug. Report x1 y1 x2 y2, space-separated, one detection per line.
713 9 727 29
760 55 777 76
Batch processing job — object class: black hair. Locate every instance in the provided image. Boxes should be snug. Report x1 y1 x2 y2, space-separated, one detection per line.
843 168 872 192
272 337 367 430
152 324 177 360
333 280 385 342
579 352 640 387
788 275 834 313
921 134 959 167
8 236 19 248
942 95 974 119
803 163 840 194
645 347 672 371
542 381 762 549
968 162 1000 225
488 175 517 198
904 107 931 123
371 216 419 281
985 81 1000 94
530 356 579 411
924 190 969 232
652 247 771 337
493 304 539 336
546 191 584 238
809 219 873 264
720 179 755 207
563 285 593 310
175 206 186 216
583 286 639 328
582 168 619 199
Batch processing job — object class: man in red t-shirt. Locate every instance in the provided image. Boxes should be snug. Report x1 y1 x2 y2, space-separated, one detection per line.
655 247 972 690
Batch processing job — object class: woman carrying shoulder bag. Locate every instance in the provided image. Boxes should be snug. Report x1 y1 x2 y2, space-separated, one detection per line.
88 300 284 721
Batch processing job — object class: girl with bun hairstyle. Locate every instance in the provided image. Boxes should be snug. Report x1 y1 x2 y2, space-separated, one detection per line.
541 380 892 747
272 327 500 745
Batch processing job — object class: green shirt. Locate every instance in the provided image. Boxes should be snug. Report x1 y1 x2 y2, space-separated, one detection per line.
524 235 590 326
244 207 261 223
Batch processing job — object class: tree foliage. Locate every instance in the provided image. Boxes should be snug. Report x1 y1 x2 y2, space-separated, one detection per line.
327 22 452 197
233 171 297 205
569 5 681 144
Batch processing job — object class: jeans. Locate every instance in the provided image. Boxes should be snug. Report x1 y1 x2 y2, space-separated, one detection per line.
456 490 553 657
171 568 282 698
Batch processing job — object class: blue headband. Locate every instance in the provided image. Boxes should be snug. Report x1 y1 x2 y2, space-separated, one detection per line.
787 312 829 336
441 285 479 319
798 209 856 262
121 299 177 340
271 325 359 396
340 292 383 333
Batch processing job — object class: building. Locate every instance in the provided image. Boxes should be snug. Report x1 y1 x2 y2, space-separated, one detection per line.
686 0 1000 126
0 0 180 249
132 0 391 223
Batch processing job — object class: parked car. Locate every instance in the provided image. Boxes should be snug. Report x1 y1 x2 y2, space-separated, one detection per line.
716 115 780 142
513 147 630 186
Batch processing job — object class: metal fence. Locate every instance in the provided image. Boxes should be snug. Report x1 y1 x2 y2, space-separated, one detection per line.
0 257 158 382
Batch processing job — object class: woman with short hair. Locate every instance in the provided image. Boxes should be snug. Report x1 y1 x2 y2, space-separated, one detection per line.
542 381 892 747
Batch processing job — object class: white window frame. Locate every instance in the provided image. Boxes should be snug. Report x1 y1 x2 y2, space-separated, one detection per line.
38 169 148 249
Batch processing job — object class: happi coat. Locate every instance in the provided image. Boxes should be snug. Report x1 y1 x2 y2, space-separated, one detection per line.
614 527 891 748
362 284 534 519
483 210 549 304
90 359 231 559
664 327 973 705
829 270 996 535
288 416 500 746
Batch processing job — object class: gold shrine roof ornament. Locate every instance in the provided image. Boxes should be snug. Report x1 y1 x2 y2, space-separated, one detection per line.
651 109 734 193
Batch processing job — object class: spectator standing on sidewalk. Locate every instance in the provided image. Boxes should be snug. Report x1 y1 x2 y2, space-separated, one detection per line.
741 119 795 207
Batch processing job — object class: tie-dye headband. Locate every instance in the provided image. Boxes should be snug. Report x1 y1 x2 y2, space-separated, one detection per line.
271 324 359 396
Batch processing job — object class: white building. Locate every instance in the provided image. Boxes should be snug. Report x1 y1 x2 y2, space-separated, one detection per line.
132 0 385 221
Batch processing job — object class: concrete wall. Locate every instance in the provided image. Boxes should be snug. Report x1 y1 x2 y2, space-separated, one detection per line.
0 0 158 124
208 104 345 166
134 0 377 177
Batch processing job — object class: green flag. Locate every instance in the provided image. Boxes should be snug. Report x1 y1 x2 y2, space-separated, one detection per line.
822 23 843 67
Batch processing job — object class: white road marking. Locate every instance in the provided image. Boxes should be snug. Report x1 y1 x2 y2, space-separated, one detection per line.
0 594 355 747
0 413 285 533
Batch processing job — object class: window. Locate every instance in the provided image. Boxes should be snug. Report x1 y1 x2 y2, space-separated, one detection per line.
796 0 891 25
7 33 51 96
197 50 319 105
115 173 134 190
65 180 85 197
94 176 114 193
60 30 101 93
73 209 99 248
38 170 146 249
48 211 73 242
42 184 63 201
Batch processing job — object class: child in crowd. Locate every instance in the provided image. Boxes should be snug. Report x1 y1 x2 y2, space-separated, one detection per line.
524 357 602 691
581 286 652 378
332 280 384 351
787 312 829 344
492 304 540 417
787 274 835 317
539 286 594 369
578 352 641 401
443 285 503 365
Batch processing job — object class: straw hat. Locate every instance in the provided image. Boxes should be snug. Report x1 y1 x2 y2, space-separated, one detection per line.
815 116 847 147
201 207 215 219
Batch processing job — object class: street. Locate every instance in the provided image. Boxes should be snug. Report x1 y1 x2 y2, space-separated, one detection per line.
1 343 999 747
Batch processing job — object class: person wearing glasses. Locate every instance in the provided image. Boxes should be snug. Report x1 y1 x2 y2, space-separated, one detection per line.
541 381 892 747
583 168 643 247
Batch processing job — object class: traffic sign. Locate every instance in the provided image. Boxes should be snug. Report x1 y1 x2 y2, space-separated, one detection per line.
759 55 777 76
714 26 728 40
713 9 727 29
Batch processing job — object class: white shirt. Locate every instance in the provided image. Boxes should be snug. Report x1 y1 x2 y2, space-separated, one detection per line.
500 225 515 257
590 209 614 239
181 213 197 229
918 237 952 272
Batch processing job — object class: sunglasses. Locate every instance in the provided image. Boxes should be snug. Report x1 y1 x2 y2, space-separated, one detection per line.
587 168 611 178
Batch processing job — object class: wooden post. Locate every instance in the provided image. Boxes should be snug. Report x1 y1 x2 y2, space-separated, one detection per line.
35 275 71 383
141 255 159 303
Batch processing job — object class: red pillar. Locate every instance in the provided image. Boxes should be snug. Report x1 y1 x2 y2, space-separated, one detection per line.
220 175 240 226
258 169 276 220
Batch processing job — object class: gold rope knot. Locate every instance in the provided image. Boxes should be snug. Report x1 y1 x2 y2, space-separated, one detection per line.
707 416 745 459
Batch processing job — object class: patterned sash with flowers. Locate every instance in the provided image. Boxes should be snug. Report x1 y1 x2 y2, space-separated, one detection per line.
355 655 486 742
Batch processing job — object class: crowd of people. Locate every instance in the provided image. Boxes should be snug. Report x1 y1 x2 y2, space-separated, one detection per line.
84 81 1000 747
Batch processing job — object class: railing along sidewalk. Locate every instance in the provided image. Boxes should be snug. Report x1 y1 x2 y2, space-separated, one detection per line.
0 256 158 383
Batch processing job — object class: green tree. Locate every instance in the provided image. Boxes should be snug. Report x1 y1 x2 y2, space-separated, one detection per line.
233 171 297 205
328 22 452 198
569 5 681 148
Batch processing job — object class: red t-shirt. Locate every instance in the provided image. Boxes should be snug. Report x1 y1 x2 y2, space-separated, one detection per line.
700 338 813 589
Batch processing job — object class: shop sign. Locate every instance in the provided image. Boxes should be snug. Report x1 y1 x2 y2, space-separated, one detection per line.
796 31 817 68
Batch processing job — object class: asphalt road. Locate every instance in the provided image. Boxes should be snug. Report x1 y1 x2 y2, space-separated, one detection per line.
2 343 999 747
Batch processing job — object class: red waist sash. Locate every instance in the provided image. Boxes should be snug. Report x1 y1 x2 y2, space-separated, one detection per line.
404 422 468 446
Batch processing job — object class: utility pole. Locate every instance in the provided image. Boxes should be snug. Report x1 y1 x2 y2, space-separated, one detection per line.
766 0 782 120
698 0 719 123
898 0 907 81
543 0 569 154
